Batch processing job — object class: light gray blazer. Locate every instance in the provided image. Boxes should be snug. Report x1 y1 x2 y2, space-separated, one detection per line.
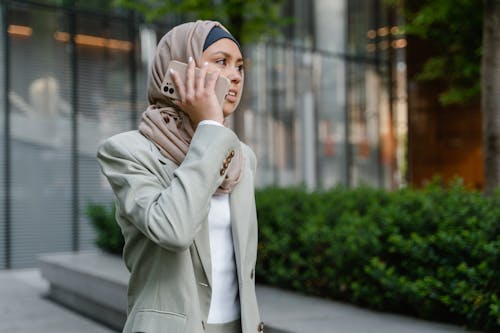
97 125 262 333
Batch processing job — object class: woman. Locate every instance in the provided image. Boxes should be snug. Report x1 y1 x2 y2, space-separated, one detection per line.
97 20 263 333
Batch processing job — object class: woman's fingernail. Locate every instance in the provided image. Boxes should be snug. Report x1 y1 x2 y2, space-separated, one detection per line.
188 56 193 63
203 61 208 67
169 68 175 74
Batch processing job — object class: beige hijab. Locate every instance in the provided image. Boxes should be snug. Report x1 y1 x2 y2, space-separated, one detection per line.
139 20 244 194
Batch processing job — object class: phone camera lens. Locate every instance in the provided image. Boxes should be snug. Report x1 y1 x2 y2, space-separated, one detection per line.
163 86 168 93
169 88 174 94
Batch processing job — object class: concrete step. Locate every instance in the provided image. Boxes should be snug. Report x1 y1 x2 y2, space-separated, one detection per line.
39 251 127 331
38 251 477 333
0 268 115 333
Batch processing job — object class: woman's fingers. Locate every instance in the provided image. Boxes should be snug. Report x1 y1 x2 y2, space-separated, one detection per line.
185 56 195 100
167 59 224 126
206 69 221 92
169 57 221 124
197 62 208 92
169 68 186 102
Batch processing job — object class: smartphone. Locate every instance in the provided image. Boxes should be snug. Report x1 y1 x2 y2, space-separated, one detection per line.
161 60 231 107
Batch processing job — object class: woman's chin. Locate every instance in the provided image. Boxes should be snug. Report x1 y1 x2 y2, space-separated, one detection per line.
223 104 236 118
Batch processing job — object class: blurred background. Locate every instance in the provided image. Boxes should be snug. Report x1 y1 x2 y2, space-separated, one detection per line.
0 0 488 269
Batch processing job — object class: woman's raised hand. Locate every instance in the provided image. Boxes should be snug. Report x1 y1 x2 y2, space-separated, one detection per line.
169 56 224 128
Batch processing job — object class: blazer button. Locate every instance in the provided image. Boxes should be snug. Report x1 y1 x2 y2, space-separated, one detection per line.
258 321 264 332
220 168 225 176
223 162 229 169
250 269 254 279
229 149 235 158
202 320 206 330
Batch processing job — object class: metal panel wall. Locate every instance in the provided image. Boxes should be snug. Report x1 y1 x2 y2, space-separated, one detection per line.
75 13 135 251
0 2 6 269
3 1 143 267
9 4 73 267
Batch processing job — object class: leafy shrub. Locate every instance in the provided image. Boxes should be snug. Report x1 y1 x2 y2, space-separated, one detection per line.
255 183 500 332
87 182 500 331
86 202 123 255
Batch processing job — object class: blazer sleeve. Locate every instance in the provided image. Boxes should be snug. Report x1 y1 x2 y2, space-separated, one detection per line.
243 143 257 175
96 125 240 252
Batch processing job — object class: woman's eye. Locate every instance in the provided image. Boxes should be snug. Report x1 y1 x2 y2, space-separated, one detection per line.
237 65 244 72
215 59 226 66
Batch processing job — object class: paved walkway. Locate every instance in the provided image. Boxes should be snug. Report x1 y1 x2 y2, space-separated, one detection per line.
256 286 477 333
0 268 479 333
0 269 115 333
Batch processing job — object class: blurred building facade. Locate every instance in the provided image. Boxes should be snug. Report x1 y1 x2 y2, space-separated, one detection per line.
406 36 484 189
0 0 406 268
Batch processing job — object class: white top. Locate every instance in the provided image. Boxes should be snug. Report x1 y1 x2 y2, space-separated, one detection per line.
198 120 240 324
206 193 240 323
199 119 224 127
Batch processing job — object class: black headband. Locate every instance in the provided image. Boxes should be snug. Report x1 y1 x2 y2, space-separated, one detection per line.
203 26 241 51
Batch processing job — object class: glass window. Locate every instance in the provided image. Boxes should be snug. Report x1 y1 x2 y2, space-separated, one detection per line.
346 0 397 188
317 55 348 188
75 13 134 250
9 4 73 267
0 4 6 269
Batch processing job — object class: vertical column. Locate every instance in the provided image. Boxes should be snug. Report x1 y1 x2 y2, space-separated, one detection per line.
374 0 385 188
2 0 10 268
314 0 348 187
302 88 316 190
269 44 279 185
129 10 137 129
300 51 317 190
69 5 79 252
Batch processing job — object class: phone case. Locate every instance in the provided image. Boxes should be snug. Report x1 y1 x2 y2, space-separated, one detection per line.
161 60 231 107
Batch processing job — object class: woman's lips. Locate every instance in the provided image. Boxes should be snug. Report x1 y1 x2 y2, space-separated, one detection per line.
225 89 238 103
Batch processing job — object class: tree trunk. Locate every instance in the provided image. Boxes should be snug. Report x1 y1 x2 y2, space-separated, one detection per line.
482 0 500 194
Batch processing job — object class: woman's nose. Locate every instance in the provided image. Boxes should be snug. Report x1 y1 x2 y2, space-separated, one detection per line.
226 67 242 83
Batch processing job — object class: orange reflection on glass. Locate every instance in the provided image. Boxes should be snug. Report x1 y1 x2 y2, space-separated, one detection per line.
391 39 407 49
377 26 389 37
8 25 33 38
54 31 133 51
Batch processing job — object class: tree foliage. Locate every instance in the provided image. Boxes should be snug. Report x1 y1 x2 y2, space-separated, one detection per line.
112 0 291 44
397 0 483 105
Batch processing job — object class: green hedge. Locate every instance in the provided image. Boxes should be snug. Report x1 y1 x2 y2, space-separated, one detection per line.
86 202 123 255
255 183 500 332
87 182 500 332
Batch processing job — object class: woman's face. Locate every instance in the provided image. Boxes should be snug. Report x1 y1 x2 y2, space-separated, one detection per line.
200 38 244 118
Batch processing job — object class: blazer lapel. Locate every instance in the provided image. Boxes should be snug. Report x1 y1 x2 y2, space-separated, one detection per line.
229 166 251 283
193 160 252 289
150 141 213 285
194 221 212 287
